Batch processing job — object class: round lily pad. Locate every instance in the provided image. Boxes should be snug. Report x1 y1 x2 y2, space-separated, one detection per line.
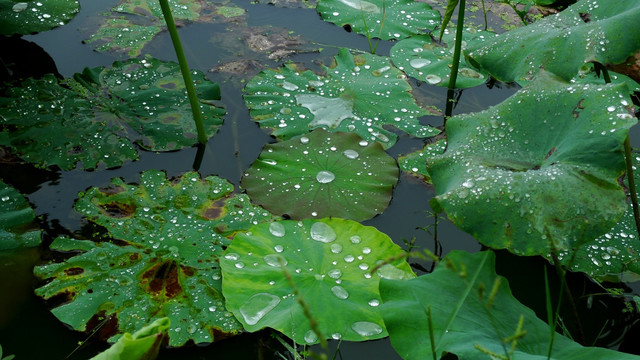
0 56 224 170
34 170 276 347
244 47 440 149
242 129 398 221
0 0 79 35
466 0 640 83
428 73 636 256
0 180 41 250
220 218 415 344
390 28 497 88
316 0 440 40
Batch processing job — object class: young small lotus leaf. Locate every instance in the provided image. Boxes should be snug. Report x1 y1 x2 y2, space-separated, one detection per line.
466 0 640 83
390 28 497 88
379 250 640 360
316 0 440 40
428 73 636 256
398 139 446 183
0 0 79 35
90 317 169 360
0 57 224 170
84 0 244 56
244 47 440 148
242 129 398 221
0 180 41 250
35 170 276 346
558 154 640 282
220 218 415 344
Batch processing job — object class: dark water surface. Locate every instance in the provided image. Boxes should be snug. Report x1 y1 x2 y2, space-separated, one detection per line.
1 0 639 359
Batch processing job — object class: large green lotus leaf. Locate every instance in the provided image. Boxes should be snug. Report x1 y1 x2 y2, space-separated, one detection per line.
316 0 440 41
244 48 439 148
90 317 169 360
390 29 497 88
0 0 79 35
85 0 245 56
35 170 276 346
557 154 640 282
220 218 415 344
428 73 636 256
398 139 446 183
466 0 640 83
379 250 640 360
0 57 224 170
0 180 41 250
242 129 398 221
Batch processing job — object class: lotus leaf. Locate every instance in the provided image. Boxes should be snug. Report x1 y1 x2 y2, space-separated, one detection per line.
390 28 497 88
35 170 276 346
0 57 224 170
0 0 79 35
242 129 398 221
466 0 640 83
398 139 446 183
85 0 244 56
316 0 440 40
379 250 640 360
90 317 169 360
244 48 439 148
557 154 640 282
220 218 415 344
0 180 41 250
428 73 636 256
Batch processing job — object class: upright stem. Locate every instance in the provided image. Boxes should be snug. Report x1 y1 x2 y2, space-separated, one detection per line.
445 0 465 118
158 0 208 145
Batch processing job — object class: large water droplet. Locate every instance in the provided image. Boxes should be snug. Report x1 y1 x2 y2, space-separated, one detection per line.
343 149 359 159
304 330 319 344
328 268 342 279
282 81 299 91
350 235 361 244
330 244 343 254
409 58 431 69
300 136 310 144
331 285 349 299
225 253 240 261
12 2 28 12
376 264 413 280
310 222 337 243
425 74 441 84
263 158 277 165
239 293 281 325
264 254 287 267
368 299 380 307
316 170 335 183
269 222 286 237
351 321 383 336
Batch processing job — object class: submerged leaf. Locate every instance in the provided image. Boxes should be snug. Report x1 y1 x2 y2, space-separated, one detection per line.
380 250 640 360
0 57 224 170
0 0 79 35
429 73 636 256
220 218 414 344
35 171 275 346
316 0 440 40
242 129 398 221
466 0 640 83
0 180 41 250
390 28 497 88
244 48 439 148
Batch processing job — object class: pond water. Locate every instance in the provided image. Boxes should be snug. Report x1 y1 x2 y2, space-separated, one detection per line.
1 0 640 359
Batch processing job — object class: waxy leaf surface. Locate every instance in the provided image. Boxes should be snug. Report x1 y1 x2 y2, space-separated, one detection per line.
316 0 440 40
380 250 640 360
244 47 439 148
391 28 497 88
221 218 415 344
242 129 398 221
0 57 224 170
428 74 636 256
0 180 41 250
35 171 275 346
466 0 640 83
398 139 446 183
0 0 79 35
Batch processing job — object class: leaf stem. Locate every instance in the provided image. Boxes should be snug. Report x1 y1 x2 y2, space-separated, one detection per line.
158 0 208 145
445 0 465 118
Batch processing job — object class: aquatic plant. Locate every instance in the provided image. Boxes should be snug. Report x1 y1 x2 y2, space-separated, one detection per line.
0 180 41 250
242 129 398 221
0 0 79 35
90 317 169 360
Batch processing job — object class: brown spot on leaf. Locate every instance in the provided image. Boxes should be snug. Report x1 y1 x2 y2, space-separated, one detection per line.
64 267 84 276
203 198 228 219
99 202 136 218
545 147 556 160
579 12 591 23
85 312 119 341
129 253 141 261
99 186 125 195
140 261 183 299
164 264 182 299
182 265 195 277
